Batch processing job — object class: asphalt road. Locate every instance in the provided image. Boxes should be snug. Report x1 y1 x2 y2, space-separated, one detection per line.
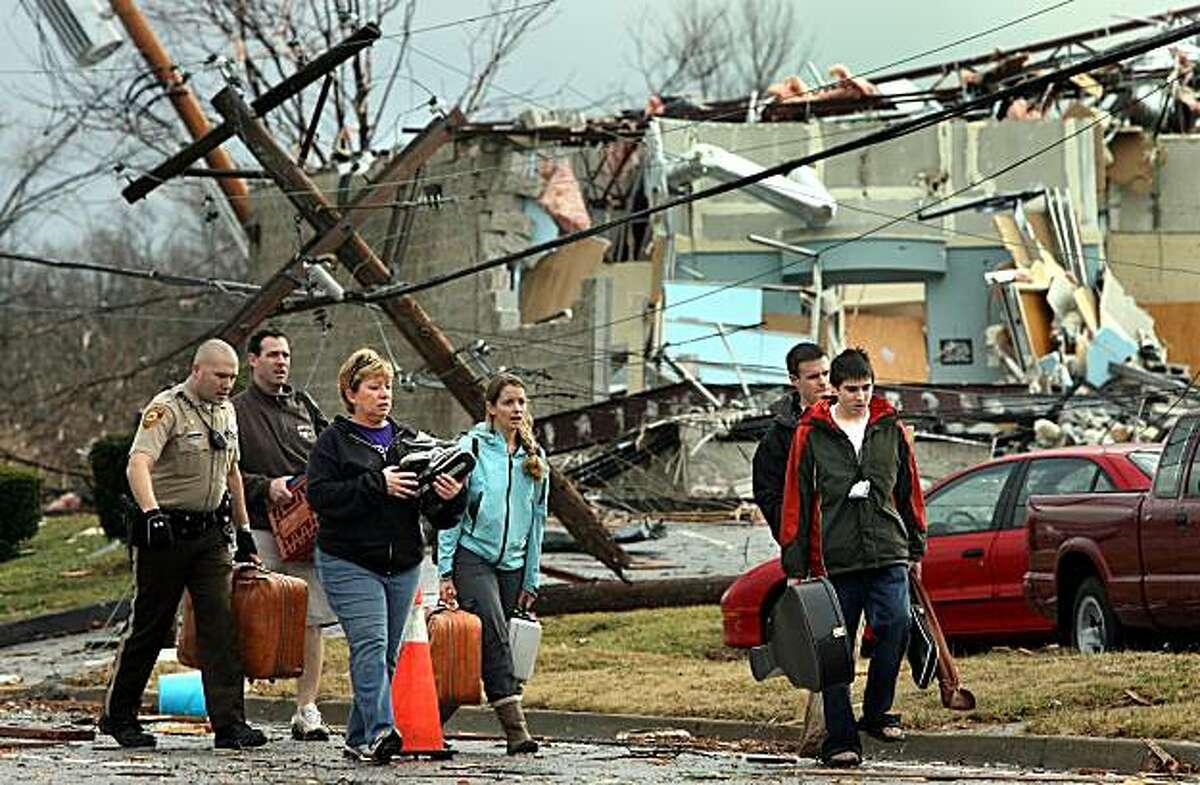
0 726 1149 785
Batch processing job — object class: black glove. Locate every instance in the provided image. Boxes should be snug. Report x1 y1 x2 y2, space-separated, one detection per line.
233 528 258 563
132 508 174 550
781 540 808 579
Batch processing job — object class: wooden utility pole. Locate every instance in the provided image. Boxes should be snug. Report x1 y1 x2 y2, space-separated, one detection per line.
211 87 630 576
108 0 251 224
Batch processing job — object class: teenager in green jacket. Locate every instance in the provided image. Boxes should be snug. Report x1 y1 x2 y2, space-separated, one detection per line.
780 349 927 768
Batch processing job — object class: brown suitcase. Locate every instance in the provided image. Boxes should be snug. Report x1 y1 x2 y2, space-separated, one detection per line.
426 604 482 712
267 475 319 561
178 564 308 680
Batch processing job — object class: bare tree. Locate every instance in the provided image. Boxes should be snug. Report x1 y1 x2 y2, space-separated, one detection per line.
457 0 559 116
736 0 800 94
0 102 116 244
0 212 243 466
631 0 731 98
631 0 813 99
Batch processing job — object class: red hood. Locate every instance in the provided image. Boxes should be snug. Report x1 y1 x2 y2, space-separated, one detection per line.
799 396 898 429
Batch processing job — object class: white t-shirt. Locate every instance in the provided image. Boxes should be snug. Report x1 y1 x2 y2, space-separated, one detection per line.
832 404 869 457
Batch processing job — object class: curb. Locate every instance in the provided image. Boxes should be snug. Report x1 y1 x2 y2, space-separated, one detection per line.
33 685 1200 774
0 601 129 649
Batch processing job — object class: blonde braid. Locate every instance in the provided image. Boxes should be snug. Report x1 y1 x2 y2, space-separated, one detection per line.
517 414 545 481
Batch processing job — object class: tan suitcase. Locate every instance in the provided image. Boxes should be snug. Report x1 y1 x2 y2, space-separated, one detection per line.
426 604 482 712
178 564 308 680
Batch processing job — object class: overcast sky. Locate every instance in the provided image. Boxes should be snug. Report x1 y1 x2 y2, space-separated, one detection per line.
0 0 1190 245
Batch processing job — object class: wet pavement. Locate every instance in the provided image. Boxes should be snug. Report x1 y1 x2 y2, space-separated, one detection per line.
0 708 1164 785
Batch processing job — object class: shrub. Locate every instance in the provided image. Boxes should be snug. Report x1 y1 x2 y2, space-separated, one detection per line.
0 464 42 561
89 434 134 541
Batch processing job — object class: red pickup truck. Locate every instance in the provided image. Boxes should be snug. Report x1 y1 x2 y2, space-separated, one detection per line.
1024 416 1199 654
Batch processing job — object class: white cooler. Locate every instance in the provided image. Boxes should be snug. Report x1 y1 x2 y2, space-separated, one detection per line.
508 613 542 682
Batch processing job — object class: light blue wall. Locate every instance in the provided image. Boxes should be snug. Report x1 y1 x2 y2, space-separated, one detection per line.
661 282 798 385
925 247 1009 384
668 242 1013 385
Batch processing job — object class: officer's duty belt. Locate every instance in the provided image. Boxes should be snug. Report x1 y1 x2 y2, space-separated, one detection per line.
161 507 229 540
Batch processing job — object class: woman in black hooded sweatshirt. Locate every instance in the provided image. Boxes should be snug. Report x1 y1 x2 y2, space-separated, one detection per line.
306 347 465 764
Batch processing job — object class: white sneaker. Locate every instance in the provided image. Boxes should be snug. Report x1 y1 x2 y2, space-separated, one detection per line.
291 704 331 741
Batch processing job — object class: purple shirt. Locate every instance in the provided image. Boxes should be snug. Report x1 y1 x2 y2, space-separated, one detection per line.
350 421 394 458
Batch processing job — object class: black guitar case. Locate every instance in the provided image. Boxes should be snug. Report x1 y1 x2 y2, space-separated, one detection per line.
749 577 854 691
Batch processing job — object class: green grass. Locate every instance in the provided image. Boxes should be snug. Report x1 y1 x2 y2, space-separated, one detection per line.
44 542 1200 740
194 607 1200 740
0 514 129 622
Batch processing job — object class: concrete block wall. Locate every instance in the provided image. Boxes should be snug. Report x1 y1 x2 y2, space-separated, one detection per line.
245 138 609 438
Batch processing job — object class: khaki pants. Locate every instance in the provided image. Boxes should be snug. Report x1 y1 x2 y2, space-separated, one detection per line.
103 526 245 728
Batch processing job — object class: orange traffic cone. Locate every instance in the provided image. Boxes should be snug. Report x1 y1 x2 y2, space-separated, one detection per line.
391 590 454 759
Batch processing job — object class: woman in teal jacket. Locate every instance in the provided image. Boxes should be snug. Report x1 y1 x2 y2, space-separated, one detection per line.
438 372 546 754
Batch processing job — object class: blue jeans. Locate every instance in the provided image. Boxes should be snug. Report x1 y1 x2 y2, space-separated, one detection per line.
822 564 911 759
315 548 420 747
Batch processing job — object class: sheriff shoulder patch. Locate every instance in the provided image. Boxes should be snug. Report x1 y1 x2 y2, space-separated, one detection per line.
141 404 170 429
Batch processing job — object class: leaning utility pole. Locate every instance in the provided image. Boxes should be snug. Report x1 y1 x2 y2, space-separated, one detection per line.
108 0 251 225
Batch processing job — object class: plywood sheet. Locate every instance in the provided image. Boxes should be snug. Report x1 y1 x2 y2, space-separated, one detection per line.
994 214 1032 266
1074 287 1099 333
1144 302 1200 371
1018 289 1055 358
519 237 610 324
762 312 810 335
844 313 928 382
1025 211 1060 263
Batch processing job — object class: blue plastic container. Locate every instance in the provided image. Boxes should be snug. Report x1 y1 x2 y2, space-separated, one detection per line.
158 670 207 717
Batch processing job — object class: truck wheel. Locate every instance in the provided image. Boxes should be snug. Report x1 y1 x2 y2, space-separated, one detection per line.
1071 577 1120 654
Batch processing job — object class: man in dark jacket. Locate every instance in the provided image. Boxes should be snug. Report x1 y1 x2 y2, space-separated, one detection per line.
753 342 829 539
780 349 927 768
752 341 829 753
233 327 333 741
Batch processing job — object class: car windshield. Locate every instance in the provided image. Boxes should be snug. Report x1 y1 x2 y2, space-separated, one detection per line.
1129 451 1161 479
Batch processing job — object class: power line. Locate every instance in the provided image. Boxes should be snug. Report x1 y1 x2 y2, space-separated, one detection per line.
0 251 260 294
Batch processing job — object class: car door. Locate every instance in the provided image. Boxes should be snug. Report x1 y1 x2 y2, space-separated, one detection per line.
999 457 1109 634
922 461 1017 637
1142 417 1200 630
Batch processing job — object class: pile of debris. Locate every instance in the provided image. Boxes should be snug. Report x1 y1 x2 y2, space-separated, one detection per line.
977 186 1198 447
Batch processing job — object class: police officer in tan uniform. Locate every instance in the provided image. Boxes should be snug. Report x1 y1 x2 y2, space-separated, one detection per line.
99 339 268 751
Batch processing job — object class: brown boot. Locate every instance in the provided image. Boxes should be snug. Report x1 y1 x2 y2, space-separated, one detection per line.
491 695 538 755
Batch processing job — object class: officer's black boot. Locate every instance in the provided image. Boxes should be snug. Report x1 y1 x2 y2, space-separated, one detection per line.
98 715 156 749
213 720 268 750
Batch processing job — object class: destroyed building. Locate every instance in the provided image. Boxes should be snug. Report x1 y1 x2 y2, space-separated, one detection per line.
244 8 1200 511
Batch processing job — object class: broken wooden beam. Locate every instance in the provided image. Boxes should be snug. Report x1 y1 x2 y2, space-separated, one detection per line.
535 575 736 616
211 87 630 577
0 724 95 742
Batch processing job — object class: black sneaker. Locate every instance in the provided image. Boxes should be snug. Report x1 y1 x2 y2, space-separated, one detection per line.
366 729 402 765
98 716 156 749
213 721 268 750
825 749 862 768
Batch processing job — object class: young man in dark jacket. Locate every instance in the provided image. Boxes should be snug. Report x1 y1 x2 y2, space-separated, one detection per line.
751 341 829 753
780 348 927 768
752 342 830 539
